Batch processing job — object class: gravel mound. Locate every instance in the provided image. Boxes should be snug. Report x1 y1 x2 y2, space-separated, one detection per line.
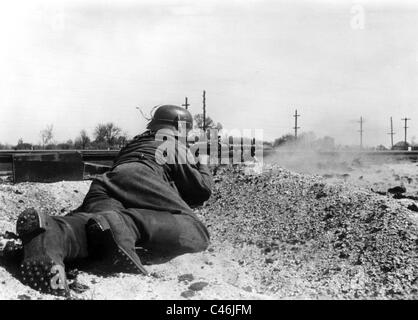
198 165 418 299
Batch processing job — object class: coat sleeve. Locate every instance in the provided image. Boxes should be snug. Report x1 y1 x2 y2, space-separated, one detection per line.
169 143 213 206
171 162 213 207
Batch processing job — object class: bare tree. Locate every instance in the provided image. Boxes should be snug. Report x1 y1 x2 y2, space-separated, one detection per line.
116 132 129 148
74 129 91 149
94 122 122 148
193 114 222 131
15 138 33 150
40 124 54 148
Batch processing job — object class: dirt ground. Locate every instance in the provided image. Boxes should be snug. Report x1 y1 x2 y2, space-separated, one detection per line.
1 160 418 300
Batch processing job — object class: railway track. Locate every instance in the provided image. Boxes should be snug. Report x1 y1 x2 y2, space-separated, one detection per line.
0 150 119 164
0 150 119 178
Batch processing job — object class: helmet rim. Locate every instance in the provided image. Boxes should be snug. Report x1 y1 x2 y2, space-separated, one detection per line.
147 105 193 132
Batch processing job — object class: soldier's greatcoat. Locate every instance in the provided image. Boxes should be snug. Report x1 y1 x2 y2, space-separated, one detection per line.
76 130 213 254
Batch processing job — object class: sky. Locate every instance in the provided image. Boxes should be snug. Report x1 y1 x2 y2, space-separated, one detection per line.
1 0 418 147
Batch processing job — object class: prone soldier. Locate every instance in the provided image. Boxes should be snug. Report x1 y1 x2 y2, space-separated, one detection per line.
16 105 213 295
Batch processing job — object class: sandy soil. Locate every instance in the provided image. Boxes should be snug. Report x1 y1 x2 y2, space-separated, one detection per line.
1 163 418 300
0 180 267 300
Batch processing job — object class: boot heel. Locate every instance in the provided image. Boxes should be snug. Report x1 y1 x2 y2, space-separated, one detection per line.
87 216 111 232
16 208 46 240
86 218 148 275
16 210 72 297
86 218 110 257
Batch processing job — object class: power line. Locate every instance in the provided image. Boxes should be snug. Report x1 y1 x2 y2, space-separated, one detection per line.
202 90 206 132
358 116 364 149
387 116 395 149
401 117 411 144
182 97 189 110
293 109 300 138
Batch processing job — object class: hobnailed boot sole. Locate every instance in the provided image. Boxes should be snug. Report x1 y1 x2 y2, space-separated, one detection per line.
86 219 148 275
16 209 70 297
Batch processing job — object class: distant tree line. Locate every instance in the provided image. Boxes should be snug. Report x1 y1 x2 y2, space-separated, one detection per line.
2 114 225 151
1 117 339 152
0 122 129 151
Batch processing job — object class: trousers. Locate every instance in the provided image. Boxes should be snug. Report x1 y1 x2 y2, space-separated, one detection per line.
61 163 210 261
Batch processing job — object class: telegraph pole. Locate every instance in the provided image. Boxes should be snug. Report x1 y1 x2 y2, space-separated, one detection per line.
401 117 411 145
202 90 206 132
358 116 364 149
387 117 395 149
182 97 190 110
293 109 300 139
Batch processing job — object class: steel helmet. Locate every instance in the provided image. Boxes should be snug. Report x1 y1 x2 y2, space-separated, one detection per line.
147 105 193 132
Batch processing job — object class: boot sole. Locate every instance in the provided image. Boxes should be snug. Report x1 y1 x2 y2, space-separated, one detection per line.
16 209 70 297
20 257 69 296
86 219 148 275
16 208 46 240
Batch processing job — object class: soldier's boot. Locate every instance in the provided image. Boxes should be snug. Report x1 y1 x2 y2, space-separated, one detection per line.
16 208 88 296
86 211 148 275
